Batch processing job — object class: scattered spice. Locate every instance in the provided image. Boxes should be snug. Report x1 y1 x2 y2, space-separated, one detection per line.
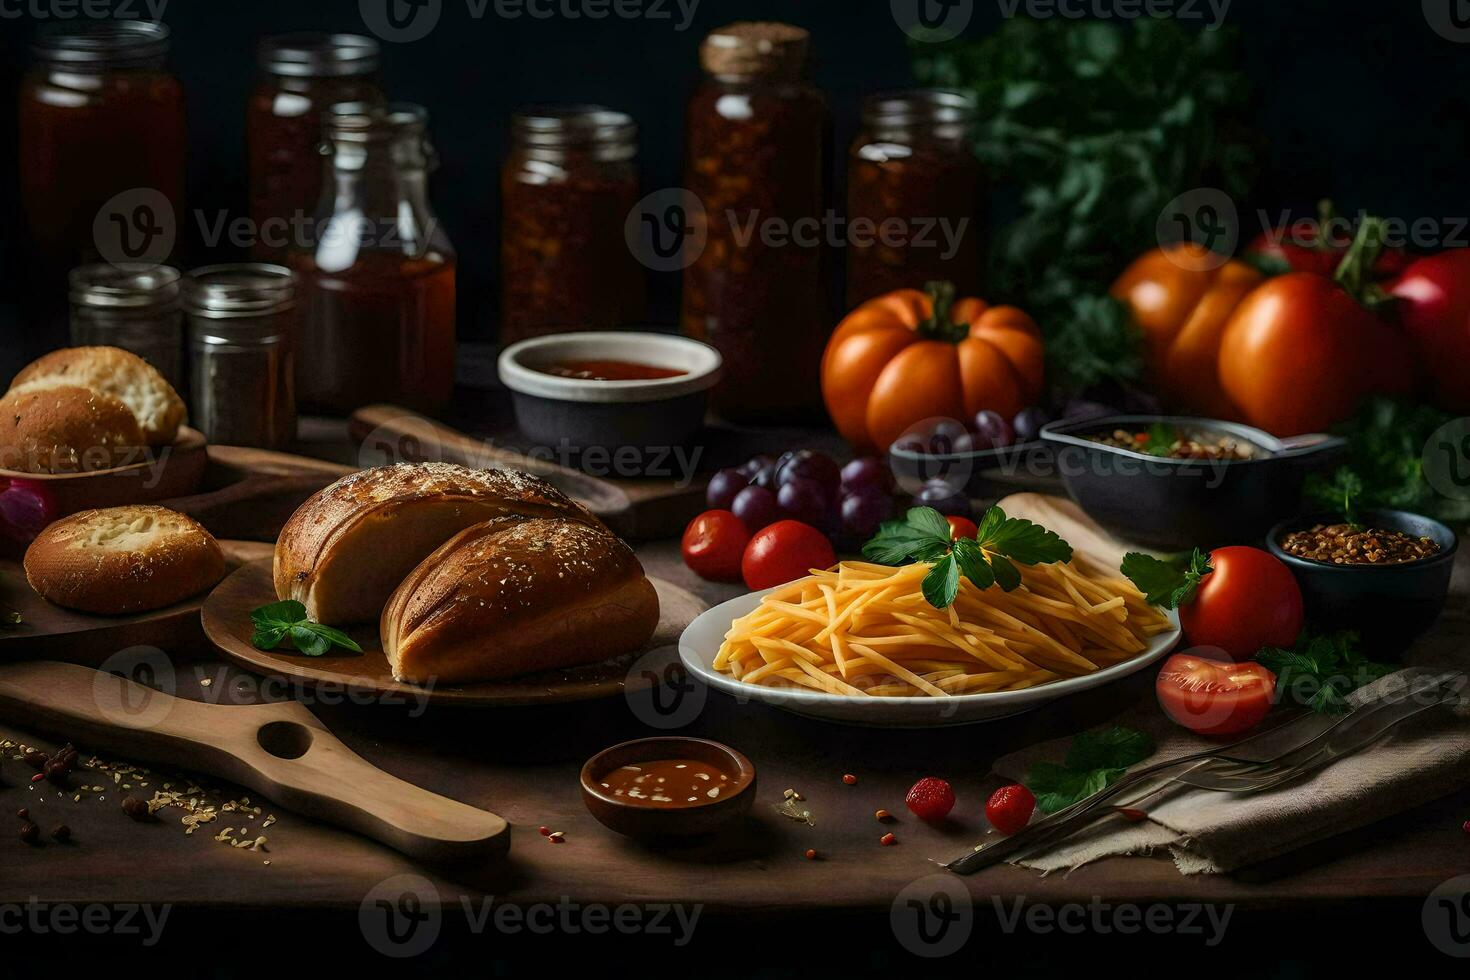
1279 523 1441 566
842 773 857 785
875 809 893 822
1116 807 1148 823
22 749 48 770
804 848 817 860
548 831 565 844
19 822 39 845
1091 425 1254 460
1 609 20 630
538 825 551 836
880 832 897 846
121 796 149 821
50 825 70 843
774 788 815 827
15 808 27 820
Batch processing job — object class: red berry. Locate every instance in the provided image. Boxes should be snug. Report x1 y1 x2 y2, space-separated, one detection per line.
1462 819 1470 837
904 777 956 821
985 784 1036 836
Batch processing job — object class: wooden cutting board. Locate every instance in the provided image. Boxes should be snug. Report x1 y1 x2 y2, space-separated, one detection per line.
0 660 509 863
0 540 274 665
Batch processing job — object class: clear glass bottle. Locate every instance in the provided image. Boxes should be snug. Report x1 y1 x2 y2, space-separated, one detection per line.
247 33 382 261
681 22 830 423
184 264 297 450
847 90 983 309
500 106 645 344
19 22 186 291
289 103 457 415
69 263 184 387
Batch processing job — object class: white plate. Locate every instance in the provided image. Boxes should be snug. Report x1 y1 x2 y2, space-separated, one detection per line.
679 588 1182 728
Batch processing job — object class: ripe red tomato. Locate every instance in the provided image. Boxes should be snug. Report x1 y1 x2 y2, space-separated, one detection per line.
945 515 978 540
1389 248 1470 413
741 520 836 591
1181 546 1303 661
985 784 1036 836
681 510 749 582
1156 651 1277 736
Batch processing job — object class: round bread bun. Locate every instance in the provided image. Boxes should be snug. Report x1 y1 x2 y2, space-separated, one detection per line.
11 346 186 445
24 505 226 615
0 384 148 474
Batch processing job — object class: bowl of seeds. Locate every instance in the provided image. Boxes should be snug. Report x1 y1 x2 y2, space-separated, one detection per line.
1268 509 1457 655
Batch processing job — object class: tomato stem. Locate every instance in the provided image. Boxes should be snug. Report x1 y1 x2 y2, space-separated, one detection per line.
1333 217 1395 314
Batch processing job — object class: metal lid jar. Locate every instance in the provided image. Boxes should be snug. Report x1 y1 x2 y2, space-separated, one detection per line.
69 263 184 386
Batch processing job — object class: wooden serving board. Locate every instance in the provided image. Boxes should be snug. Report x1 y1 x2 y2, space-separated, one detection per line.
159 444 354 542
200 559 707 708
0 540 274 665
0 660 509 863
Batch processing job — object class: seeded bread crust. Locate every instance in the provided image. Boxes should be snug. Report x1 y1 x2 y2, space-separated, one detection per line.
11 346 186 446
0 384 148 474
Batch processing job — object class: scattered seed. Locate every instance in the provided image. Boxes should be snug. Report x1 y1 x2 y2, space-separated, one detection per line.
1116 807 1148 823
121 796 149 821
880 833 897 846
842 774 857 785
15 808 27 820
538 825 551 836
19 822 39 845
804 848 817 860
875 809 893 822
50 825 70 843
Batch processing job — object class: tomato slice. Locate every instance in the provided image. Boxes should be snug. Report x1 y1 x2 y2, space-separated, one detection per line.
1155 651 1277 736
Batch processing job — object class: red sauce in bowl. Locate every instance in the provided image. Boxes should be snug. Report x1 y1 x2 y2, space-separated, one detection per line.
535 359 686 382
596 758 733 808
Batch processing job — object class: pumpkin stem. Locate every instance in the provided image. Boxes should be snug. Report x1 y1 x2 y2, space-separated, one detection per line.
918 281 967 343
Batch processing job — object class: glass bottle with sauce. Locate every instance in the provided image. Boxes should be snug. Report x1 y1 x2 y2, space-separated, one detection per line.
500 106 645 344
19 22 186 292
289 103 457 416
846 90 983 309
69 263 184 387
682 22 830 424
247 33 382 262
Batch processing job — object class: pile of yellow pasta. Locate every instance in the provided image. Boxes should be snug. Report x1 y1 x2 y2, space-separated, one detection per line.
713 559 1173 698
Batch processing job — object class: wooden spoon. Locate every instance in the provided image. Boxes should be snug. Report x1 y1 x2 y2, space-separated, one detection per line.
0 661 510 863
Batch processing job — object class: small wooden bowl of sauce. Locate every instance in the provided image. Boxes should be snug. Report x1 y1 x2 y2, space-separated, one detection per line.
580 737 755 839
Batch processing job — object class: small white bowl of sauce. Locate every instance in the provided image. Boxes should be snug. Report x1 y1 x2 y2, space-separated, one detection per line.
580 736 756 838
498 332 722 461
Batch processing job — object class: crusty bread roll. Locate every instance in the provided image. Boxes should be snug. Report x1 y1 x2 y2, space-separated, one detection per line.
11 346 186 446
24 505 226 614
0 384 148 474
274 463 602 624
382 516 659 684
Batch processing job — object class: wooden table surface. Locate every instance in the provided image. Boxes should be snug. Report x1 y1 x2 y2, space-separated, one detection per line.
3 424 1469 966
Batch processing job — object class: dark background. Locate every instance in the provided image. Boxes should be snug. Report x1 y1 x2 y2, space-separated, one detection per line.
0 0 1464 367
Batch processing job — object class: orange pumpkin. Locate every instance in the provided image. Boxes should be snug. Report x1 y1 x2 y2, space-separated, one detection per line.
821 283 1045 453
1110 242 1263 420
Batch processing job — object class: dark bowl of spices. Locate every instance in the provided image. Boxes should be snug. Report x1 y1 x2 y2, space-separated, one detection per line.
1267 509 1458 656
1039 414 1345 550
580 736 755 839
498 331 722 473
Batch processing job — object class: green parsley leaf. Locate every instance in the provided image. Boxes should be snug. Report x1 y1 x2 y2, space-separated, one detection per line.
1256 630 1391 714
251 600 362 657
1027 762 1126 816
1120 549 1211 609
1025 724 1156 814
980 507 1074 566
1142 423 1179 457
921 554 962 609
952 537 995 591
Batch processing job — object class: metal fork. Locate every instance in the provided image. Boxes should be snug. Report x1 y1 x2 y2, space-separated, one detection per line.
946 669 1462 874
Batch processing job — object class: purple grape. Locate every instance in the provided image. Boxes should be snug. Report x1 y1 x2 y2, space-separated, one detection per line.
776 449 841 494
914 479 972 519
950 432 981 455
840 456 888 491
731 485 780 533
737 454 774 478
925 418 968 456
751 460 780 490
1013 406 1052 444
972 410 1016 450
777 476 829 525
841 484 894 539
705 467 747 511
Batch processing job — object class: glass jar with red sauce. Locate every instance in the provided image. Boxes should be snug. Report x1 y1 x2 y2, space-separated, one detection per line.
500 106 645 345
289 103 456 415
247 33 382 261
846 90 983 310
682 22 830 424
19 21 186 292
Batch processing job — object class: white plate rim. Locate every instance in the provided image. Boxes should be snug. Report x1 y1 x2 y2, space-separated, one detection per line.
678 586 1181 718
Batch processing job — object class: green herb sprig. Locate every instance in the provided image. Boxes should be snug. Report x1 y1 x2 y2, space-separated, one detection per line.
1119 549 1212 609
1256 630 1394 714
250 600 362 657
1026 726 1156 815
862 505 1072 609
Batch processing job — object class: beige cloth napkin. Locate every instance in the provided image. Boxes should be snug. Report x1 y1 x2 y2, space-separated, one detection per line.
992 651 1470 875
